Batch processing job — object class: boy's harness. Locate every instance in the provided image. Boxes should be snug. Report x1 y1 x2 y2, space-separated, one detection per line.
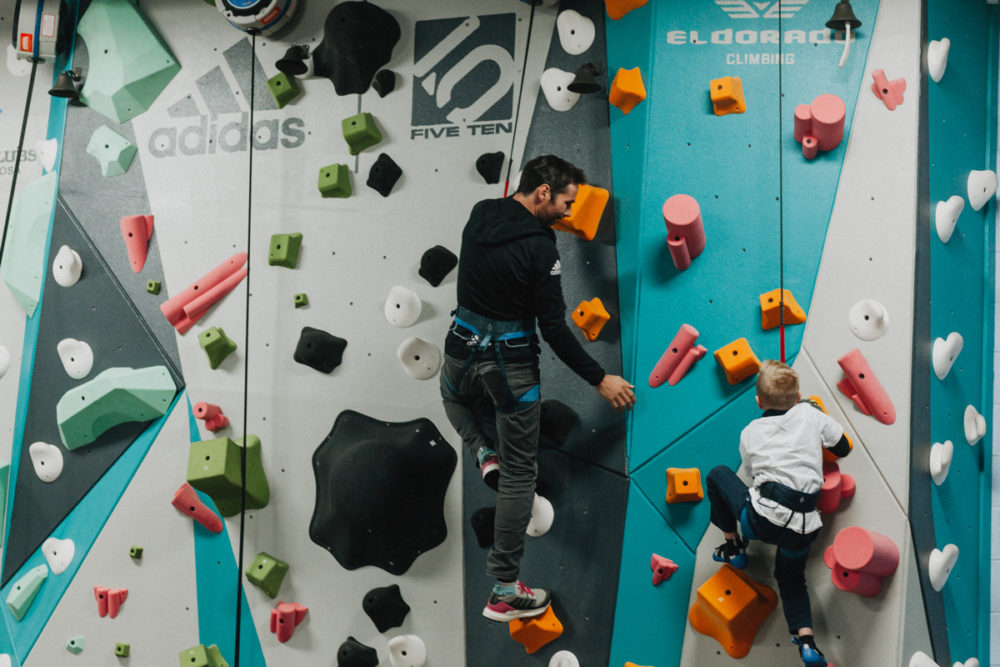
756 480 820 536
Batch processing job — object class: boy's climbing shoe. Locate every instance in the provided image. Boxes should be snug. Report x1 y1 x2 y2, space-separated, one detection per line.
482 581 551 622
476 446 499 490
712 535 748 569
792 636 829 666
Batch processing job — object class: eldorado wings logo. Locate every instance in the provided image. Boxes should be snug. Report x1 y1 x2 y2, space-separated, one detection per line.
715 0 809 19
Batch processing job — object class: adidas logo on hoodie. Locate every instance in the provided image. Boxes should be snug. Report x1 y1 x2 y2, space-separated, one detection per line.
550 260 561 276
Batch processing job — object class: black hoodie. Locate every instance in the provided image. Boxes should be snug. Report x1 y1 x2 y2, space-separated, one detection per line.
446 197 605 386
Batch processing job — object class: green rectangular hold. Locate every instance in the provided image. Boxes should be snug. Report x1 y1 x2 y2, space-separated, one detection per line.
266 72 301 108
318 164 351 198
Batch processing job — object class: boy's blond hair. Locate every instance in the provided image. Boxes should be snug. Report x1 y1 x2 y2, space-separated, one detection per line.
756 360 799 410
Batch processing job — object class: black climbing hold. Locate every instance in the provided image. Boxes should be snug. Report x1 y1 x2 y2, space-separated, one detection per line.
276 45 310 76
294 327 347 374
539 399 579 449
362 583 411 632
309 410 456 575
471 507 495 549
337 636 379 667
312 2 401 95
366 153 402 197
476 151 504 184
418 245 458 287
372 69 396 97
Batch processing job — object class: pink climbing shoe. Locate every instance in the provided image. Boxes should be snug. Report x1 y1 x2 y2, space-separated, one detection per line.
482 581 551 622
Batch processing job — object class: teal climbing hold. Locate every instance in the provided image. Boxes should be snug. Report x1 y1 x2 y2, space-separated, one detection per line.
86 125 137 177
342 112 382 155
66 636 85 654
0 171 58 316
186 435 270 517
318 163 351 198
55 366 177 450
245 552 289 598
198 327 237 370
179 644 230 667
268 233 302 269
77 0 181 123
266 72 301 108
6 564 48 621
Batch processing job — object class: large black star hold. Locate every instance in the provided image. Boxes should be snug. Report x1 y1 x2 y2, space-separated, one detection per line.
312 1 401 96
362 583 410 633
309 410 457 575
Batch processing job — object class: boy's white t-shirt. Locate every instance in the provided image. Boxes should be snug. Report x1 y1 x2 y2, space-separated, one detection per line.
739 402 845 534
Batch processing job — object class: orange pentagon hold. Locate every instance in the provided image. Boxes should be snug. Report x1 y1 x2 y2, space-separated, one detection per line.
605 0 649 20
713 338 761 385
665 467 703 504
688 564 778 658
509 605 563 654
609 67 647 115
572 297 611 342
710 76 746 116
553 183 610 241
759 288 807 329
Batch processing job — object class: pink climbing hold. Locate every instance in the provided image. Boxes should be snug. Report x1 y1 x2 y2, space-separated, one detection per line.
836 348 896 425
94 586 128 618
649 324 707 387
650 553 678 585
172 482 223 533
870 69 905 111
825 526 899 597
270 601 308 643
793 94 846 160
662 194 706 271
160 253 248 334
818 460 855 514
119 215 154 273
194 401 229 432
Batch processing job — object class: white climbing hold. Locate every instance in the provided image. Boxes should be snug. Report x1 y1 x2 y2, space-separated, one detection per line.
387 634 427 667
52 245 83 287
57 338 94 380
29 442 63 483
0 345 9 379
929 441 953 486
5 44 31 77
556 10 595 56
927 38 950 83
397 337 441 380
848 299 889 341
963 405 986 445
549 650 580 667
0 653 10 667
928 543 958 592
526 493 554 537
909 651 938 667
931 332 962 380
41 537 75 575
954 659 979 667
35 138 58 173
384 285 422 328
934 195 964 243
540 68 580 112
967 169 997 212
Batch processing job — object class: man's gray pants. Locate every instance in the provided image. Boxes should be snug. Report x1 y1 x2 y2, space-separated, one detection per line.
440 353 541 582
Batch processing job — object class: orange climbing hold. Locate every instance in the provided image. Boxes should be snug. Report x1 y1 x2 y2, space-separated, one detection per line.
759 288 807 329
509 605 563 654
608 67 646 115
665 467 703 504
572 297 611 341
713 338 761 385
710 76 746 116
605 0 649 20
554 183 610 241
805 395 854 462
624 663 653 667
688 564 778 659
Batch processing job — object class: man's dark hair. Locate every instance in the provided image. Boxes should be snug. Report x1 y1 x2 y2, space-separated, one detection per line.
515 155 587 195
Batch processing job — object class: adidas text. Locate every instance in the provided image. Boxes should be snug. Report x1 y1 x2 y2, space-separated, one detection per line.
147 113 306 158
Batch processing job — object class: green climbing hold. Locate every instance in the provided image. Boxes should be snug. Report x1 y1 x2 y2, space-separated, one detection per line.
66 636 85 654
266 72 301 109
187 435 270 517
245 551 289 598
146 280 161 294
0 171 58 317
129 545 143 559
198 327 237 370
115 642 130 657
6 564 48 621
294 293 308 308
342 112 382 155
268 233 302 269
87 125 137 177
179 644 230 667
318 163 351 198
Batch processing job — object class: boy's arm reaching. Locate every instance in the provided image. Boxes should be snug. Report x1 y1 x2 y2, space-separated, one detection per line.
827 434 851 458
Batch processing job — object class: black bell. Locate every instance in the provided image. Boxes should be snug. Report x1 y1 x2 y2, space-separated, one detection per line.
49 68 82 99
567 62 603 95
275 45 309 76
826 1 861 31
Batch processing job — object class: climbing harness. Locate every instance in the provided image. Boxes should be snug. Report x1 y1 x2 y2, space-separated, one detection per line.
758 479 820 540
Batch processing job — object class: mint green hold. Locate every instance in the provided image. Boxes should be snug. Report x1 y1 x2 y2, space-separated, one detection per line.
267 72 301 109
179 644 230 667
245 552 289 598
66 636 85 654
342 112 382 155
186 435 269 517
7 564 48 621
318 163 351 198
199 327 237 370
0 171 58 317
77 0 181 123
268 233 302 268
87 125 137 177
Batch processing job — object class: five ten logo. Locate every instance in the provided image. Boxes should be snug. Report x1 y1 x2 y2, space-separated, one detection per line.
715 0 809 19
147 38 305 158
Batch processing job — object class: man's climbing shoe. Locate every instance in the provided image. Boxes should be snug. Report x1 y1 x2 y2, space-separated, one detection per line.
482 581 551 622
476 446 499 490
712 535 748 569
792 636 829 666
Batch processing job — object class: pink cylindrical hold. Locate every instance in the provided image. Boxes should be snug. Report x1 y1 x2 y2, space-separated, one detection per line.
649 323 700 388
832 526 899 577
818 461 842 514
119 215 153 273
801 136 819 160
669 345 707 386
837 348 896 425
182 266 249 320
194 402 221 419
793 104 812 143
172 482 223 533
810 94 846 152
662 194 705 271
830 564 883 597
160 252 248 326
840 473 856 499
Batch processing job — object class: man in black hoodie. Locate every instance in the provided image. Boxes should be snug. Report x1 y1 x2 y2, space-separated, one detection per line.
440 155 635 623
